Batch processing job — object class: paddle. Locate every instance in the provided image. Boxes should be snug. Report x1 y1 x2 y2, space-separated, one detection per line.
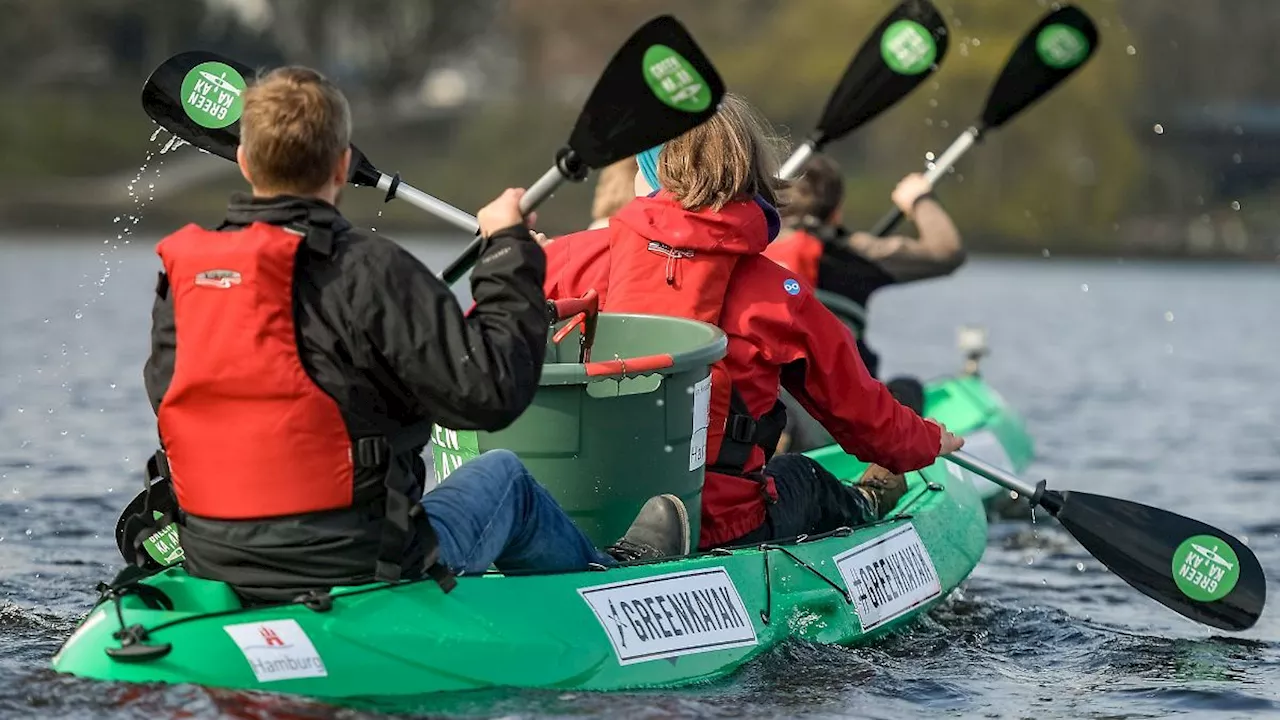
439 15 725 285
947 450 1266 632
777 0 950 180
868 4 1099 235
141 50 481 233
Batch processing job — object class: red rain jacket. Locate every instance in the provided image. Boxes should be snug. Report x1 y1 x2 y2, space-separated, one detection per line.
546 193 940 547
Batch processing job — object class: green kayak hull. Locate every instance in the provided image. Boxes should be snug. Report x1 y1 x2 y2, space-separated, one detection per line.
50 453 987 701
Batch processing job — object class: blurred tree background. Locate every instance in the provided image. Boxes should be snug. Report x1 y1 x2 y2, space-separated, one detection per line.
0 0 1277 259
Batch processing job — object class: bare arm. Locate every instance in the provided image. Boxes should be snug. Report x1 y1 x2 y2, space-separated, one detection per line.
847 198 964 282
847 173 966 283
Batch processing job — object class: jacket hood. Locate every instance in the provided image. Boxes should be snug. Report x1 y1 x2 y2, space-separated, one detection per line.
613 191 781 256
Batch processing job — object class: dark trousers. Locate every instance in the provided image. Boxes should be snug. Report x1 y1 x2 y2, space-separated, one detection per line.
726 453 876 545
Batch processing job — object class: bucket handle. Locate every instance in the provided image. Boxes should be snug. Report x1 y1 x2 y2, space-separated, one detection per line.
585 354 674 377
550 289 600 363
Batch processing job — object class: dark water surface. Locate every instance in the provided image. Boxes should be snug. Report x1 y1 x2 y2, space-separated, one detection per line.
2 238 1278 719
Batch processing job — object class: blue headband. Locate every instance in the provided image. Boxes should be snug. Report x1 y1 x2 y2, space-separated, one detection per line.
636 144 663 192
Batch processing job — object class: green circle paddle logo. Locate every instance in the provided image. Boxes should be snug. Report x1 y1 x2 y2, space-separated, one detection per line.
1035 24 1090 69
643 45 712 113
880 20 937 75
180 61 246 128
1172 535 1239 602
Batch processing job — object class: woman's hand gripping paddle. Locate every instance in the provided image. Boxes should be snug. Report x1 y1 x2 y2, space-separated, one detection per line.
778 0 950 180
141 51 481 234
948 450 1266 632
439 15 726 284
868 4 1099 235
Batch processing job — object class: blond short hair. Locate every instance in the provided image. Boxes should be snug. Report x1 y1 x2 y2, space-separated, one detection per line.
240 66 352 195
591 156 639 222
656 92 787 211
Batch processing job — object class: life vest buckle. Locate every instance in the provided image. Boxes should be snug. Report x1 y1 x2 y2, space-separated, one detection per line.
355 436 389 468
726 414 758 443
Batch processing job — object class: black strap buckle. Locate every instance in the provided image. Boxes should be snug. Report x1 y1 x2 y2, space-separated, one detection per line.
356 437 389 467
727 415 757 443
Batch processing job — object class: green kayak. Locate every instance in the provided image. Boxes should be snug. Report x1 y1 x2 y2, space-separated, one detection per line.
51 311 994 700
51 450 986 700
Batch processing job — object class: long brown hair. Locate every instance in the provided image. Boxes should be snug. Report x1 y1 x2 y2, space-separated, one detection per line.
656 92 788 212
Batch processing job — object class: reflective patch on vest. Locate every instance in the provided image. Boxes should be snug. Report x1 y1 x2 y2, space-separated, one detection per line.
578 567 758 666
194 269 242 289
688 375 712 471
224 619 328 683
783 278 801 296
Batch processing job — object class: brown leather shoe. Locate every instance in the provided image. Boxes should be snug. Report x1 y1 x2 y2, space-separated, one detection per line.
855 464 907 518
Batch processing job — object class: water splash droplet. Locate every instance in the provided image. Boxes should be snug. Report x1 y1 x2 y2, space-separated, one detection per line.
1231 200 1241 211
1126 45 1137 55
1153 124 1164 135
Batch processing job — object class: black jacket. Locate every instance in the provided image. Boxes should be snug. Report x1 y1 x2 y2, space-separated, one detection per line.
144 194 548 602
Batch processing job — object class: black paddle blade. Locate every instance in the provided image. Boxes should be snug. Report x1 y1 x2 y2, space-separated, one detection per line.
1051 491 1265 631
812 0 949 146
141 50 248 163
980 5 1098 129
566 14 725 169
140 51 382 187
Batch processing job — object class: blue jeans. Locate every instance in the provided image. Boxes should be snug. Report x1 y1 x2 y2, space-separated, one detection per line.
422 450 615 575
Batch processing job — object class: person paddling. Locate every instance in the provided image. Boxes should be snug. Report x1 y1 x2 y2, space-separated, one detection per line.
764 154 964 451
138 66 687 605
764 154 964 380
542 93 964 550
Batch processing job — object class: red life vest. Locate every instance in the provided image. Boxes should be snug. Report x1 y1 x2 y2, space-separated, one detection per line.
149 219 452 590
156 221 356 519
763 228 823 288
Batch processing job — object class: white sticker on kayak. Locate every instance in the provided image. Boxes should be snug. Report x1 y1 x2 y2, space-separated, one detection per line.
833 524 942 632
224 619 328 683
579 567 757 666
688 375 712 471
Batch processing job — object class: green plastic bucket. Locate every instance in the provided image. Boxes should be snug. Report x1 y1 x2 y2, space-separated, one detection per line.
430 313 727 547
